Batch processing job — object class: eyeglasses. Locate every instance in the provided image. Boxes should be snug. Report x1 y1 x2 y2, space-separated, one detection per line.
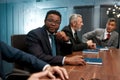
46 19 61 25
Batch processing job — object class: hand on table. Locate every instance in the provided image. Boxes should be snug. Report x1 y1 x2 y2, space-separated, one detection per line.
28 66 69 80
65 55 86 66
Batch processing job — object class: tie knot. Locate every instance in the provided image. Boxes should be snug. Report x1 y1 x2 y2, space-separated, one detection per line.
74 31 77 34
49 34 54 38
107 33 110 39
74 32 77 40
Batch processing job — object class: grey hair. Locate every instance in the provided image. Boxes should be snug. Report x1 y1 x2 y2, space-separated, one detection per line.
69 14 82 23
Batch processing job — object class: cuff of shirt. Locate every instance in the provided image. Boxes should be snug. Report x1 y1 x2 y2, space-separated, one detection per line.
42 64 51 71
65 40 71 44
62 56 66 65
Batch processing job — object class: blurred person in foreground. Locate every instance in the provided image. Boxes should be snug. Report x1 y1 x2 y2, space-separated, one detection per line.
0 41 68 80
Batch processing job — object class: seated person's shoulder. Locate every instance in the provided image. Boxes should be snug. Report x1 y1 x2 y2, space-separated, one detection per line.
93 28 104 33
113 31 119 36
95 28 104 31
27 27 42 36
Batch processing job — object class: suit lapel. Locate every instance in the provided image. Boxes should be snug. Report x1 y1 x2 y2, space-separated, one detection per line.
100 30 105 40
42 27 52 51
67 26 75 40
69 26 79 42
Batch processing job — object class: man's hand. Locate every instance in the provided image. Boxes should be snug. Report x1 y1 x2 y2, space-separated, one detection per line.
87 40 96 49
28 66 69 80
45 66 69 80
64 55 86 65
28 70 61 80
55 31 70 42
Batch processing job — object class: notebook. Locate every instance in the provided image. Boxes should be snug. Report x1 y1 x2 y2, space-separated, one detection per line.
84 57 102 65
82 49 99 54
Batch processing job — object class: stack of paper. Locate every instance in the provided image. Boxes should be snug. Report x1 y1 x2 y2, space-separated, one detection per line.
97 46 109 51
82 49 99 54
99 47 109 51
84 58 102 65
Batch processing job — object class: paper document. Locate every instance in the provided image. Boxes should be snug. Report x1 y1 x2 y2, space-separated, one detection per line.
84 58 102 65
82 49 99 54
97 46 109 51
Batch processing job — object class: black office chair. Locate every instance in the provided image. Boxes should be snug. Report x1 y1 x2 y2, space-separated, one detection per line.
5 34 31 80
11 34 28 69
5 69 29 80
11 34 28 52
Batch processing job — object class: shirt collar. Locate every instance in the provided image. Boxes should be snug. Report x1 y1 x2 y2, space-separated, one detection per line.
105 28 111 35
71 27 76 34
46 30 55 36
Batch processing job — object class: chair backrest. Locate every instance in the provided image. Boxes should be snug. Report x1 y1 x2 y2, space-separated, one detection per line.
11 34 27 52
11 34 29 70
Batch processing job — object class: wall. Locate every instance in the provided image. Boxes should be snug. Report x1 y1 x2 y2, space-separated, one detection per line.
0 0 120 43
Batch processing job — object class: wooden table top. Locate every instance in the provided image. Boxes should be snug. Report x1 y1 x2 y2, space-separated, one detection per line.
63 48 120 80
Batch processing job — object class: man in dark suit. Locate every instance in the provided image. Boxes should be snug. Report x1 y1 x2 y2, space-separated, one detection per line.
0 41 68 80
26 10 86 66
62 14 96 51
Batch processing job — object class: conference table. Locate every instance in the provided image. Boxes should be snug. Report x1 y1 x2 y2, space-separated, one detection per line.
63 48 120 80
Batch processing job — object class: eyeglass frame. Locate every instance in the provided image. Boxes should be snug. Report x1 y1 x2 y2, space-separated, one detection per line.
46 18 61 25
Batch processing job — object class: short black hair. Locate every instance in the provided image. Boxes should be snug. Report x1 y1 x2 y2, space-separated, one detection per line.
45 10 61 21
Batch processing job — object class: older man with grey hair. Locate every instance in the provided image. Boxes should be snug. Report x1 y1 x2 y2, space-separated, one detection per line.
62 14 96 51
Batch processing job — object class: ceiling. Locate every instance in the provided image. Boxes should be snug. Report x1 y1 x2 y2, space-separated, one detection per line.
0 0 120 4
0 0 54 3
0 0 33 3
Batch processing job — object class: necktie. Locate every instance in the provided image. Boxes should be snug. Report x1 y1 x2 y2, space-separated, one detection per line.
74 32 77 40
107 33 110 39
49 34 56 56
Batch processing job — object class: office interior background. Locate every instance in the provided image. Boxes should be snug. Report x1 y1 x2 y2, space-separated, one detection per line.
0 0 120 75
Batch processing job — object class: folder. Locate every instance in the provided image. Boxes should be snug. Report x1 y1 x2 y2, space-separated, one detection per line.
84 58 102 65
82 49 99 54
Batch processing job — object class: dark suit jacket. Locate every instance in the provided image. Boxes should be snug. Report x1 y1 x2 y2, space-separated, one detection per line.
0 41 47 79
62 25 88 51
26 25 72 65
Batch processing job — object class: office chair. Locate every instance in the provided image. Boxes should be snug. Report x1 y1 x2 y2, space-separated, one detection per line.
11 34 29 69
5 70 29 80
5 34 31 80
11 34 28 52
